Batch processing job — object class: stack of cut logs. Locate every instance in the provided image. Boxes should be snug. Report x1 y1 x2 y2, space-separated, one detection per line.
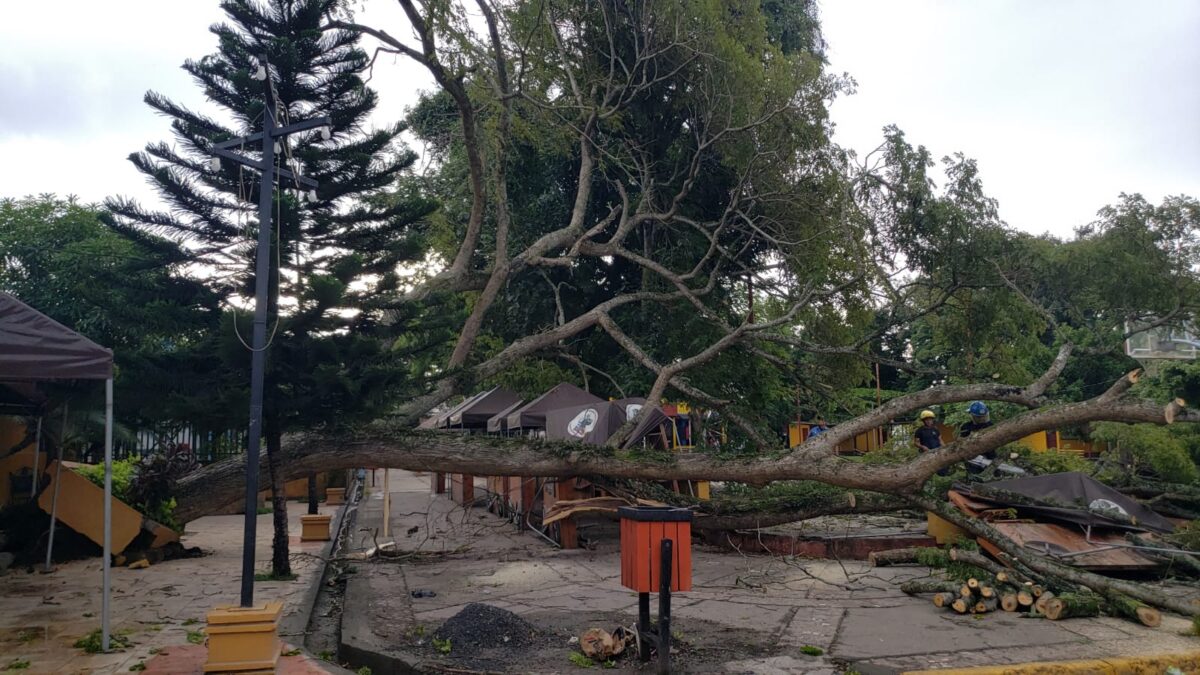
872 547 1163 627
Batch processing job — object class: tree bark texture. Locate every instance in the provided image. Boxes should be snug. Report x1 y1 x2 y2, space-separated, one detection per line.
265 415 291 578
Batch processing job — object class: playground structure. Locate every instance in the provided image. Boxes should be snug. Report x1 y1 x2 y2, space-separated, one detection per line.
788 420 1105 457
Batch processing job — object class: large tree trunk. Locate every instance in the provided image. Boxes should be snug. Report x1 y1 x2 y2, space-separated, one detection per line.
265 413 291 578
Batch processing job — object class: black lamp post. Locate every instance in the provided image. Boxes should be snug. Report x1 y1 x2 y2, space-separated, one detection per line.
209 54 330 607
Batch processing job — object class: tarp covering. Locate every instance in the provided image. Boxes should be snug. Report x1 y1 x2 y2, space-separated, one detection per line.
621 406 673 449
961 471 1175 533
0 292 113 381
486 399 526 433
544 401 630 445
449 387 522 428
504 383 601 431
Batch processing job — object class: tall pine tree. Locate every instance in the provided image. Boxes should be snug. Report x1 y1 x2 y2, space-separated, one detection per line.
105 0 436 576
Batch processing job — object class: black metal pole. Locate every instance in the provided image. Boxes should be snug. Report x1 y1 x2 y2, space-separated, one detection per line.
638 592 651 661
658 538 673 675
239 55 276 608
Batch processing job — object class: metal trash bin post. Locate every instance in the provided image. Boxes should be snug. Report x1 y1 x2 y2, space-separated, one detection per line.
618 506 692 674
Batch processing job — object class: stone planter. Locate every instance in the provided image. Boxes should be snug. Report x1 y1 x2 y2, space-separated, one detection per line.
325 487 346 505
300 514 332 541
204 601 282 673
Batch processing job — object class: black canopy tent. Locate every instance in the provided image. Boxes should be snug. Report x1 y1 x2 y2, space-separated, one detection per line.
448 387 522 429
503 382 602 432
485 399 526 434
0 292 117 650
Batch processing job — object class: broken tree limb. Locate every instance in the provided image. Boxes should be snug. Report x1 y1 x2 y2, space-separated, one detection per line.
1044 593 1103 621
933 592 957 608
916 495 1200 618
900 580 962 596
870 547 935 567
1104 592 1162 627
1126 534 1200 578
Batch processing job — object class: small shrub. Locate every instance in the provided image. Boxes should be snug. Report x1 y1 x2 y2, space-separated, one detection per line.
567 651 594 668
433 637 452 654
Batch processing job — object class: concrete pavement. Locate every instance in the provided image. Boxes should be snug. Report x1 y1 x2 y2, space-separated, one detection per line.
339 470 1200 674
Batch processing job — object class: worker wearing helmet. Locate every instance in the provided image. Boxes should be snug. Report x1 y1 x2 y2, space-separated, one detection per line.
959 401 996 458
913 410 942 453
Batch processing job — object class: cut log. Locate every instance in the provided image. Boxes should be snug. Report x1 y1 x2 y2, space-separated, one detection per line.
933 592 957 608
1000 593 1019 612
1030 584 1045 598
960 585 974 598
1017 591 1034 607
869 547 934 567
979 586 995 599
1034 591 1056 615
951 598 970 614
900 580 962 596
1104 592 1162 628
967 577 980 590
1044 593 1102 621
974 598 998 613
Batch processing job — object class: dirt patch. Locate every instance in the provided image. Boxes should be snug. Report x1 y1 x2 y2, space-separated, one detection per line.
413 605 776 673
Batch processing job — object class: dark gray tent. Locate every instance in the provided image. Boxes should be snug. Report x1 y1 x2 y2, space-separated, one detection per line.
503 383 601 431
962 472 1175 533
0 292 117 648
431 391 488 429
448 387 521 428
621 406 673 449
486 399 526 433
544 401 630 445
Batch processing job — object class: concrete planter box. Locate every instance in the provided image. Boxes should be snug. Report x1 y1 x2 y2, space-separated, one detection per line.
300 514 332 541
325 487 346 505
204 601 282 673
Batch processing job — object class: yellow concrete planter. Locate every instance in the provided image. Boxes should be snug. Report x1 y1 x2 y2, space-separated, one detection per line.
926 511 969 545
203 601 283 673
300 514 332 541
325 487 345 505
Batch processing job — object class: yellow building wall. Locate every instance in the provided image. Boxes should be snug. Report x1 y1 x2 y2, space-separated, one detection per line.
0 417 46 507
37 460 142 553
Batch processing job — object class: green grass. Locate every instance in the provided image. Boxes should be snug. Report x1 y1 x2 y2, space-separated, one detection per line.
5 659 31 670
185 630 205 645
567 651 593 668
73 629 131 653
433 637 452 654
282 648 302 657
356 668 373 675
182 618 198 626
799 645 823 656
128 663 146 672
256 506 273 514
317 650 335 662
16 630 37 644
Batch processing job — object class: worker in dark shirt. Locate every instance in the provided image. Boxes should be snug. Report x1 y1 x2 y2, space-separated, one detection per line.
959 400 996 459
913 410 942 452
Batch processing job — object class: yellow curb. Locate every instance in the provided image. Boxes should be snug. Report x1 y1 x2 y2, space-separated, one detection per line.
902 650 1200 675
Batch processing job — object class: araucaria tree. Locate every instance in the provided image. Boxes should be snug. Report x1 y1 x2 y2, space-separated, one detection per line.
105 0 436 576
139 0 1199 615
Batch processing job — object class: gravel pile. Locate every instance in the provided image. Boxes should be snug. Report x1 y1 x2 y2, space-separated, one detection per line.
433 603 541 655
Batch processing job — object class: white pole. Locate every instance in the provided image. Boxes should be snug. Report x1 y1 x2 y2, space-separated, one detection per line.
44 401 68 572
30 416 42 499
102 378 113 652
382 469 391 539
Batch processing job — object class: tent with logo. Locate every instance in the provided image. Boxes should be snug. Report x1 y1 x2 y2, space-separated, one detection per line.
959 472 1174 533
544 401 629 445
0 292 117 649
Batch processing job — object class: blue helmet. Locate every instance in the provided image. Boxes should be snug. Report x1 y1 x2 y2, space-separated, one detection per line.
968 401 989 417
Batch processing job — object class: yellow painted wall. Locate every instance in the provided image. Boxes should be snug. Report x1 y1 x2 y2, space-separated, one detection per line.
0 417 45 507
37 460 142 553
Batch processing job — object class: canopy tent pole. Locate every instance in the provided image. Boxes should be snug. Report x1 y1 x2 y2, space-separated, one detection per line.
102 378 113 652
30 416 42 499
44 401 67 573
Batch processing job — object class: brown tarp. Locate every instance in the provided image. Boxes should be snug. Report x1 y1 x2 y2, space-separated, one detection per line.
486 399 526 433
449 387 522 428
503 383 601 431
544 401 629 445
0 292 113 381
961 471 1175 533
621 406 673 449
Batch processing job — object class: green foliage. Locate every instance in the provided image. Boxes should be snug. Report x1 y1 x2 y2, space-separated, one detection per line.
75 459 136 504
433 637 452 655
1168 521 1200 552
129 663 146 672
5 659 31 671
254 571 298 582
799 645 824 656
73 629 131 653
1092 423 1199 484
567 652 594 668
185 630 205 645
356 668 373 675
1009 446 1093 476
317 650 335 662
282 648 302 657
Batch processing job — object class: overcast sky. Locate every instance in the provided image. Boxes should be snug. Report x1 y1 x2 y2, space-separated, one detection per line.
1 1 1196 239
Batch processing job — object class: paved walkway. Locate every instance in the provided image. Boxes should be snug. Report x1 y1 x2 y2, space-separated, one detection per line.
343 470 1200 674
0 501 333 674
